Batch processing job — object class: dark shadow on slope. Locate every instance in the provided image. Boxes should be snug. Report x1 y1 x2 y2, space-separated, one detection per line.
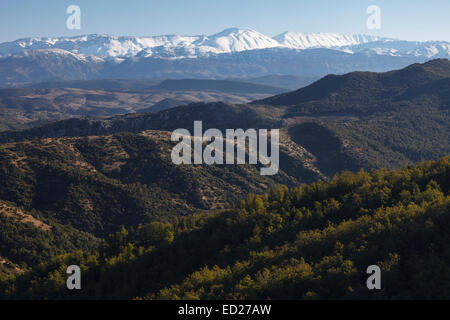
288 122 361 176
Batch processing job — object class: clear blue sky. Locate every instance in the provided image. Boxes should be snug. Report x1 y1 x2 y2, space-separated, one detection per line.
1 0 449 42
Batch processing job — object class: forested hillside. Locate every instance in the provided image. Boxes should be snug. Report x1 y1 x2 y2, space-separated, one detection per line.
0 130 321 237
1 157 448 299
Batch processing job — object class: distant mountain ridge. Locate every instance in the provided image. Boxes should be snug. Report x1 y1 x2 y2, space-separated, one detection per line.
0 29 388 59
3 28 448 60
1 28 450 87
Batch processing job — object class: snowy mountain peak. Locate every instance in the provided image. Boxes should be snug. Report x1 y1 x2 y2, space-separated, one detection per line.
195 28 280 54
212 27 249 35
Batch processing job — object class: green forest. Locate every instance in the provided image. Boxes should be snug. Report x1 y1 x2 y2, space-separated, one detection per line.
1 156 448 299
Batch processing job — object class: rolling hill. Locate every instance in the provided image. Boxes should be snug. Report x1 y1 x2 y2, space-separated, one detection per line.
257 59 450 110
2 60 448 171
148 79 286 94
0 79 284 131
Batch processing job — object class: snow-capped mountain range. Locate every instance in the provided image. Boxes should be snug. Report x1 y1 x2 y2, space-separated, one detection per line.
1 28 449 60
1 28 449 87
